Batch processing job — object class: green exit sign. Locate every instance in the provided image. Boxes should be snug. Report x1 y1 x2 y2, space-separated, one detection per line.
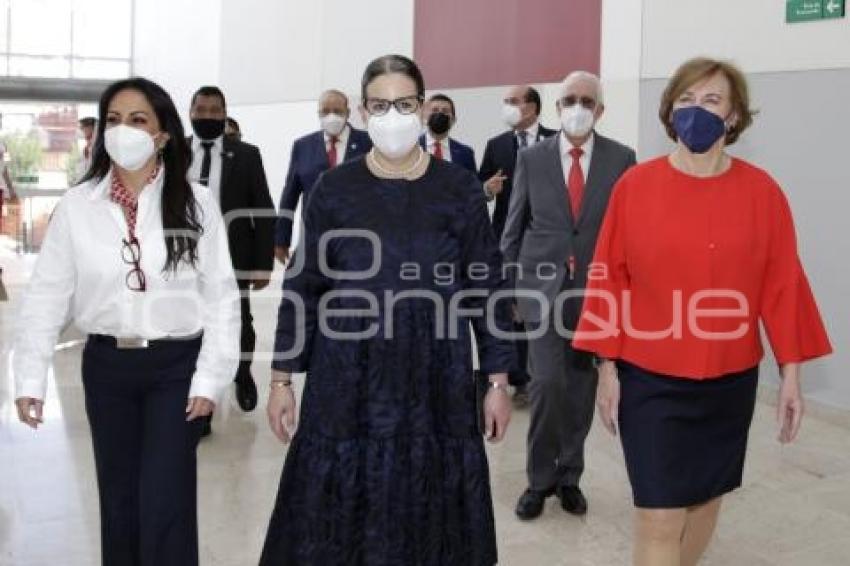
787 0 846 23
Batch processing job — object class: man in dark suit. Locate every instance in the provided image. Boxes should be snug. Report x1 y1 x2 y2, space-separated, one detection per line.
501 72 636 520
480 85 557 240
188 86 276 435
479 86 557 406
275 89 372 264
418 93 476 172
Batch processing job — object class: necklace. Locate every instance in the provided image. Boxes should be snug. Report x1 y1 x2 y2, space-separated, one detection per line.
367 148 428 180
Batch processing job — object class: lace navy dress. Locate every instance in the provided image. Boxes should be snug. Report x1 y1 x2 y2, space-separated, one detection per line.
260 156 516 566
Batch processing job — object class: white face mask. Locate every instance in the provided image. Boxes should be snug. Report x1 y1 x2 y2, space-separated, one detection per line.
320 113 347 137
105 124 156 171
367 108 422 160
501 104 522 128
560 104 596 138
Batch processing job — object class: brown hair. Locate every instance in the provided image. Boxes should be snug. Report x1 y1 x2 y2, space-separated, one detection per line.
659 57 755 145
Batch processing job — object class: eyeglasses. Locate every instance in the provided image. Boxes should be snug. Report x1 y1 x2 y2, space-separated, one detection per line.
364 95 424 116
559 95 597 110
121 237 147 292
503 97 526 106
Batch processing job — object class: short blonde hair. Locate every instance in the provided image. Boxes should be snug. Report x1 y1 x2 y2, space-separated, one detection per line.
659 57 755 145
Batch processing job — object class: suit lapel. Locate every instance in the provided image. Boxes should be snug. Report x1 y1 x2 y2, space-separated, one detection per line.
540 136 575 228
220 137 235 202
576 133 605 229
314 132 330 168
509 133 519 171
348 128 364 157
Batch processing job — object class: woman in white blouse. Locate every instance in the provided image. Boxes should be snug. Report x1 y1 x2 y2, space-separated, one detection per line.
13 77 240 566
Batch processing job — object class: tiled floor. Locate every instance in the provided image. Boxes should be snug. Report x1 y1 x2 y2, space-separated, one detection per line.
2 252 849 565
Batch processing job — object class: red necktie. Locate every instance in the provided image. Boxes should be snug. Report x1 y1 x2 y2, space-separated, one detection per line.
327 136 339 167
433 141 443 160
567 147 585 218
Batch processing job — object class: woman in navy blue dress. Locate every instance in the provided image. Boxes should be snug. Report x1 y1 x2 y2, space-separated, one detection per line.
260 55 516 565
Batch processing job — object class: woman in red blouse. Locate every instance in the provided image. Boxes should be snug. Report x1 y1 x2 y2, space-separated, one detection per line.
573 58 832 566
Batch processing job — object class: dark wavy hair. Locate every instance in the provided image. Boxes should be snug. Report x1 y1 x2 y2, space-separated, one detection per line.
81 77 202 272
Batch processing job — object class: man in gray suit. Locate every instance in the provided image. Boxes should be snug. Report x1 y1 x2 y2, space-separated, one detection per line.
501 71 636 520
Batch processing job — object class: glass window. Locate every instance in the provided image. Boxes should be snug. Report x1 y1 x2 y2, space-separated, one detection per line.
8 55 69 78
9 0 72 56
72 57 129 80
0 0 132 79
72 0 131 59
0 1 9 54
1 101 98 251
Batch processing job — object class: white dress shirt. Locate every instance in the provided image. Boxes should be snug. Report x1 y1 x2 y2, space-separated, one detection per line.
324 124 350 164
425 132 452 162
189 135 224 203
516 121 542 148
13 168 240 403
559 130 595 185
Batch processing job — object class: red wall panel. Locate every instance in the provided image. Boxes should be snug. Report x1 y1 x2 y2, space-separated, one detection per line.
414 0 602 89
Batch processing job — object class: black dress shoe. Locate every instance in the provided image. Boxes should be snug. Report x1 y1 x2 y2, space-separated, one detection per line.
235 374 258 412
556 485 588 516
515 488 553 520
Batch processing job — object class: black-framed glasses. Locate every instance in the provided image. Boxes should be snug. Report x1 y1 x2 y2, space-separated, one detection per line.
559 95 597 110
121 237 147 292
364 95 424 116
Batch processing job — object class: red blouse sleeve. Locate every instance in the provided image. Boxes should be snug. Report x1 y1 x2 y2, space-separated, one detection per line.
572 176 630 358
760 187 832 365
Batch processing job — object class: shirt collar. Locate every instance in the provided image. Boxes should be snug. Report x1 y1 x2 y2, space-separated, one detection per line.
426 132 450 148
89 165 164 201
324 124 350 143
192 135 223 153
517 121 540 141
560 129 595 157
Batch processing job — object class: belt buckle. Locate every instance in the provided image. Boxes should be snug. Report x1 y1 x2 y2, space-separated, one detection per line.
116 337 149 349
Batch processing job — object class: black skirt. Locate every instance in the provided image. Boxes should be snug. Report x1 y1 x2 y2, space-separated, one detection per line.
617 361 759 509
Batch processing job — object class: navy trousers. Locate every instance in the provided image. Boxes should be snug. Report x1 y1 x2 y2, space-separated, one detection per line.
82 335 204 566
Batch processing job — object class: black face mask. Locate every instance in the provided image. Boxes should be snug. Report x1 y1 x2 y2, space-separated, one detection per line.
428 112 452 136
191 118 225 141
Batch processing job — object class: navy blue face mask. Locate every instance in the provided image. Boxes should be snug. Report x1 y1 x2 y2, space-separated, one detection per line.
672 106 728 154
